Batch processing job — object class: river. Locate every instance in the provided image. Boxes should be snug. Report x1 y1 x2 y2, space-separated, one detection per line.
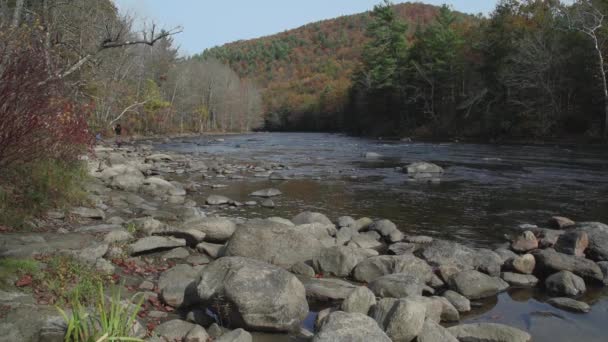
158 132 608 342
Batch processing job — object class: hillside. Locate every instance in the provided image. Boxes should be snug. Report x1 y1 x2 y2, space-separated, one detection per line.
199 2 445 130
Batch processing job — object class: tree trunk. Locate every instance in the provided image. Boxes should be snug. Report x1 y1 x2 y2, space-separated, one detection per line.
594 36 608 138
11 0 24 27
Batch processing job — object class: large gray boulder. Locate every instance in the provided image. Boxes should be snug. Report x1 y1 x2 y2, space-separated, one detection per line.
153 319 197 341
224 219 322 268
353 254 433 283
448 323 531 342
406 162 444 180
418 319 458 342
250 188 282 197
128 236 186 256
418 240 501 276
577 222 608 261
196 257 308 332
182 217 236 242
141 177 186 198
448 270 509 299
341 286 376 314
547 297 591 313
302 277 357 301
370 298 427 342
292 212 333 226
215 328 252 342
545 271 586 297
533 248 603 281
442 290 471 313
368 273 428 298
297 223 337 240
554 230 588 257
313 311 391 342
312 246 377 277
158 264 200 308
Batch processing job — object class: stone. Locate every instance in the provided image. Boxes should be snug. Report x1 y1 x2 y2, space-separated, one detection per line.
418 319 458 342
153 319 196 341
302 277 357 301
224 219 323 268
197 257 308 332
418 240 478 273
368 273 428 298
206 195 232 205
127 236 186 256
533 248 603 281
261 199 275 208
296 223 337 240
104 230 133 243
442 290 471 313
290 262 315 277
448 323 531 342
215 329 252 342
312 246 377 277
511 231 538 253
196 242 225 258
185 325 210 342
494 248 518 264
154 227 206 246
341 286 376 314
598 261 608 285
545 271 586 297
352 217 374 232
435 296 460 322
508 254 536 275
348 234 384 251
578 222 608 261
370 219 397 237
406 162 444 179
250 188 282 197
352 254 433 283
448 270 509 299
501 272 539 287
313 311 391 342
130 217 164 235
71 207 105 220
364 152 382 159
146 153 174 162
548 216 576 229
269 172 290 180
159 264 200 308
335 227 355 246
337 216 356 228
163 247 190 259
370 298 427 342
292 211 333 226
547 297 591 313
405 235 434 244
267 217 294 226
388 242 419 255
554 230 588 257
186 254 212 266
183 217 236 242
141 177 186 197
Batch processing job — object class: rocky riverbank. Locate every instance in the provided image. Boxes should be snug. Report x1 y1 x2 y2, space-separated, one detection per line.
1 140 607 342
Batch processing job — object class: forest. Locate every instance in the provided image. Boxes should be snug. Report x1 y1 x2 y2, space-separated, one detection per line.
205 0 608 140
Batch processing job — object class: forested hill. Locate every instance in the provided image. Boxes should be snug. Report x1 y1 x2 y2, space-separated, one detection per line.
200 2 451 131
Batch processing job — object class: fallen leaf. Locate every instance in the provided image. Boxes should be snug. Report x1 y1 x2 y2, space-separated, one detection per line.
15 275 32 287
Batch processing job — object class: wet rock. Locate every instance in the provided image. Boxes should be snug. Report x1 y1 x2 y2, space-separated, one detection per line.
335 227 356 245
576 222 608 261
186 254 212 266
224 219 323 268
448 270 509 299
554 230 588 257
290 262 315 277
352 217 374 232
215 328 252 342
533 248 603 281
418 240 477 272
196 242 225 259
292 211 333 226
545 270 586 297
442 290 471 313
598 261 608 285
507 254 536 275
197 257 308 332
185 325 211 342
548 216 576 229
348 233 384 251
370 219 397 236
418 319 458 342
388 242 419 255
406 162 444 179
435 296 460 322
182 217 236 243
128 236 186 256
448 323 531 342
153 319 196 341
364 152 382 159
312 246 377 277
267 217 294 226
353 254 433 283
494 248 518 264
206 195 232 205
71 207 105 220
250 188 282 197
337 216 356 228
511 231 538 253
141 177 186 198
370 298 426 342
547 297 591 313
302 277 357 301
405 235 433 244
159 264 200 308
501 272 538 287
313 311 391 342
475 248 503 277
296 223 337 240
341 286 376 314
368 273 428 298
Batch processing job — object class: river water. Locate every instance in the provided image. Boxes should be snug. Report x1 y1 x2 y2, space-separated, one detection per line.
159 132 608 341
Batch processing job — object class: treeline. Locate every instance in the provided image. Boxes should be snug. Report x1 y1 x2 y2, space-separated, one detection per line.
349 0 608 139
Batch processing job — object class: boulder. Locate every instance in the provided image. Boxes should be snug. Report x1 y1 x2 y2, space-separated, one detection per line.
292 212 333 226
353 254 433 283
146 153 174 162
576 222 608 261
196 242 225 259
364 152 382 159
370 220 397 237
418 240 478 273
141 177 186 198
389 242 419 255
533 248 603 281
130 217 164 235
163 247 190 259
507 254 536 275
545 271 586 297
511 231 538 253
348 234 384 251
196 257 308 332
370 298 427 342
341 286 376 314
500 272 538 287
435 296 460 322
418 319 458 342
302 277 357 301
215 329 252 342
442 290 471 313
297 223 337 240
158 264 200 308
312 246 377 277
70 207 105 220
598 261 608 285
352 217 374 232
494 248 518 264
335 227 356 246
313 311 391 342
337 216 356 228
154 227 206 246
448 323 531 342
547 297 591 313
548 216 576 229
128 236 186 256
368 273 428 298
448 270 509 299
182 217 236 242
104 230 133 244
250 188 282 197
206 195 232 205
267 217 294 226
153 319 196 341
554 230 588 257
185 325 211 342
406 162 444 179
224 219 323 268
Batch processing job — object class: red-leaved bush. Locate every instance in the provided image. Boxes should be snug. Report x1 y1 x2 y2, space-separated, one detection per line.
0 28 92 169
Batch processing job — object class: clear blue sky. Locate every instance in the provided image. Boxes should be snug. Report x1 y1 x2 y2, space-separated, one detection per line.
112 1 498 55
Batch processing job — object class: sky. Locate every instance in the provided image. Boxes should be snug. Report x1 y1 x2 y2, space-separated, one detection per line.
112 0 498 56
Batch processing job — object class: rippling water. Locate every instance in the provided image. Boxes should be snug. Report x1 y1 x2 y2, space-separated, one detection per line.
158 132 608 342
